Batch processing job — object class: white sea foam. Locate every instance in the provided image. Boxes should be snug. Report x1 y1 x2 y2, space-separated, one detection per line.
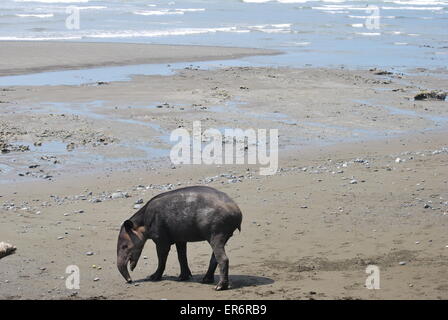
242 0 349 3
176 8 206 12
248 24 292 33
15 13 54 18
0 35 82 40
381 6 444 10
292 41 311 46
312 5 371 11
14 0 89 3
348 15 382 19
243 0 448 3
356 32 382 36
242 0 272 3
271 23 292 28
77 6 107 10
134 8 205 16
134 10 184 16
0 26 255 42
254 28 290 33
86 27 243 39
385 1 448 5
278 0 347 3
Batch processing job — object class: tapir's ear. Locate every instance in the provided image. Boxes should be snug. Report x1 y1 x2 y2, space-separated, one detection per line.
123 220 134 231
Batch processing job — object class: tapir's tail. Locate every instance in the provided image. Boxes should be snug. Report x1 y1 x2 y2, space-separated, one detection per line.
234 206 242 233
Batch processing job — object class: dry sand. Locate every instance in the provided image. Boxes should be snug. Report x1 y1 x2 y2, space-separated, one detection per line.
0 42 447 300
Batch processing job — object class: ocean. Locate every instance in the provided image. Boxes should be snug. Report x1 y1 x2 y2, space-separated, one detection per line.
1 0 447 69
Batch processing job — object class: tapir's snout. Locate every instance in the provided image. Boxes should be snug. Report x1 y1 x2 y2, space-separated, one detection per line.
117 257 132 283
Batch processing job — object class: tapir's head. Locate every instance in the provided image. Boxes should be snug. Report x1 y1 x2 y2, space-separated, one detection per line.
117 220 146 283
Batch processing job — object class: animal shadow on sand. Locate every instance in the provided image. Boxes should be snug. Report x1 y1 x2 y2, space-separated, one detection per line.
133 274 274 290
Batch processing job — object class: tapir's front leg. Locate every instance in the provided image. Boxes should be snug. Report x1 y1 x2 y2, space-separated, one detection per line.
176 242 192 281
148 242 170 281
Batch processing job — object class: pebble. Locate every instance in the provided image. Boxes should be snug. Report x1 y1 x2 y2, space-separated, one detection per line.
350 179 358 184
395 157 402 163
93 277 100 282
111 192 128 199
86 251 94 256
135 199 144 204
399 261 407 265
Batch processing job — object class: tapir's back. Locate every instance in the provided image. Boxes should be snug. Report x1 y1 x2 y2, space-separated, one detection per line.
146 186 242 242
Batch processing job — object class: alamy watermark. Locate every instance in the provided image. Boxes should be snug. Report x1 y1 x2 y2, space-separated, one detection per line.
365 5 380 30
365 265 380 290
65 6 80 30
170 121 278 175
65 265 80 290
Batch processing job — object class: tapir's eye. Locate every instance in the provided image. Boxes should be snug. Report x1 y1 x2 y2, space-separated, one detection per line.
121 245 128 250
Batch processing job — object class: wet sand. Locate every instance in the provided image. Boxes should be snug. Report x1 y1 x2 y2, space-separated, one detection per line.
0 42 448 300
0 41 278 76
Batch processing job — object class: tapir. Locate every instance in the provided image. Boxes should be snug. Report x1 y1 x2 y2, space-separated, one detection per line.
117 186 242 291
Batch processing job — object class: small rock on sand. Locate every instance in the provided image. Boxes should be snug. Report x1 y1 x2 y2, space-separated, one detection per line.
111 192 129 199
414 90 446 101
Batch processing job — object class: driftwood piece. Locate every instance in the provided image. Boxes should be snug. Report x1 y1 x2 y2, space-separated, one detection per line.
0 242 16 259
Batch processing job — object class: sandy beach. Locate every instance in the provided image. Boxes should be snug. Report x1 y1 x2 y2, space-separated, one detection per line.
1 41 447 300
0 41 279 76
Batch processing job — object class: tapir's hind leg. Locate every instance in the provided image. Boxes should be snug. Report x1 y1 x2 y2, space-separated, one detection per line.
209 234 230 291
202 253 217 284
176 242 192 281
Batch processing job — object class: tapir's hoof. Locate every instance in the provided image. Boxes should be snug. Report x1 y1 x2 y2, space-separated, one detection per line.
126 279 133 284
214 282 229 291
201 276 215 284
177 272 192 281
148 273 162 281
